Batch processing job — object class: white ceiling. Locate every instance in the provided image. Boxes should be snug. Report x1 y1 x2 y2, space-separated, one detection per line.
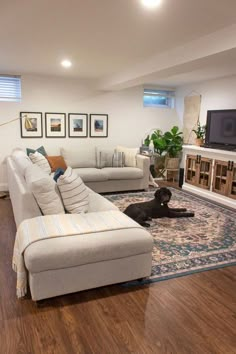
1 0 236 89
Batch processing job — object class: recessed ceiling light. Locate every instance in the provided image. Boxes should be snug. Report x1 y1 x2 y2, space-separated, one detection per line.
61 59 72 68
141 0 162 9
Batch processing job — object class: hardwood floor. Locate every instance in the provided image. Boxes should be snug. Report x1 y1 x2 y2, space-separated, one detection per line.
0 196 236 354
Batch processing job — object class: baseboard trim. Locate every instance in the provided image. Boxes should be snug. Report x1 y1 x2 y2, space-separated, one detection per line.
0 183 8 192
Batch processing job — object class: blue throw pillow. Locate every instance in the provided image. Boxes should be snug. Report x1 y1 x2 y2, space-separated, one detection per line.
26 146 47 156
53 168 65 182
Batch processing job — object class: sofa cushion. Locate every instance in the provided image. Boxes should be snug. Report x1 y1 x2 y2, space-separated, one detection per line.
96 147 114 168
29 151 51 175
102 167 143 180
73 168 109 182
24 211 153 273
46 155 67 172
26 146 47 157
112 151 124 167
116 146 139 167
61 147 96 168
11 149 32 176
57 167 89 213
25 164 65 215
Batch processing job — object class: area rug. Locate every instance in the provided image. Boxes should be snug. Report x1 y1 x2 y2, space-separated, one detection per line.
105 188 236 283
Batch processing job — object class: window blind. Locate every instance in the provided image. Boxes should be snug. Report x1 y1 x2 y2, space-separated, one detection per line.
0 75 21 102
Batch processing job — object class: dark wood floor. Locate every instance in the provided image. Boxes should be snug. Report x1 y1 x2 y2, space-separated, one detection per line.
0 194 236 354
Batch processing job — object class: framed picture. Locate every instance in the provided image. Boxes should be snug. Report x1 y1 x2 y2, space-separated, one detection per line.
20 112 43 138
90 114 108 138
68 113 88 138
45 113 66 138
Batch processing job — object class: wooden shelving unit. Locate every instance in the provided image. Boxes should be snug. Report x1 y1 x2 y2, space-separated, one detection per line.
182 146 236 209
185 155 212 190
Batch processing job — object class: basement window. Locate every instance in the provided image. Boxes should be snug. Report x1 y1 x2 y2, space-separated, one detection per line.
143 89 175 108
0 75 21 102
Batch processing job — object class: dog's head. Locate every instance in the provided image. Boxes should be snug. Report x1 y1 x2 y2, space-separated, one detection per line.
154 187 172 205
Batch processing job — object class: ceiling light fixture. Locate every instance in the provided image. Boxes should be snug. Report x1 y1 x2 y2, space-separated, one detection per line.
61 59 72 68
141 0 162 9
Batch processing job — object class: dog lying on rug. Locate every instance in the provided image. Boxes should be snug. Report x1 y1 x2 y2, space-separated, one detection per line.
124 187 194 227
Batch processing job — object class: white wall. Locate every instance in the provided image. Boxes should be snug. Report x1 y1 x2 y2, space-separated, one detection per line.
176 75 236 125
0 74 180 190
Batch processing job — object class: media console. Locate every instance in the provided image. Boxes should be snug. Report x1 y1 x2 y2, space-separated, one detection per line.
182 145 236 209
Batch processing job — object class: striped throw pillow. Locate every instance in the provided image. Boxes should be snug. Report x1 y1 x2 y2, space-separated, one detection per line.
29 151 51 175
57 167 89 214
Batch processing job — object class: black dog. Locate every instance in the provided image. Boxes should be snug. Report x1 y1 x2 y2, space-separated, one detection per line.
124 187 194 227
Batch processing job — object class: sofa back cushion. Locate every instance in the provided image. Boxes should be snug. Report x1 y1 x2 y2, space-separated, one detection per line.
25 164 65 215
116 146 139 167
57 167 89 214
11 149 32 177
61 147 96 168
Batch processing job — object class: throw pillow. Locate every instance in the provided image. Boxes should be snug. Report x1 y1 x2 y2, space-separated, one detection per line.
57 167 89 214
53 168 65 182
29 151 51 175
25 164 65 215
26 145 47 156
96 147 115 168
112 151 124 167
46 155 67 172
116 145 138 167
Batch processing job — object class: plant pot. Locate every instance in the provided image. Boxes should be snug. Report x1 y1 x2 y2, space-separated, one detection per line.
165 157 180 170
195 138 203 146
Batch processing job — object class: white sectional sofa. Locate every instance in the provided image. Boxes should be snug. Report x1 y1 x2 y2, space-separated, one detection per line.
7 149 153 301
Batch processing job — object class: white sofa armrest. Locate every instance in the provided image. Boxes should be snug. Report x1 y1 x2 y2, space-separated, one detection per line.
136 154 150 188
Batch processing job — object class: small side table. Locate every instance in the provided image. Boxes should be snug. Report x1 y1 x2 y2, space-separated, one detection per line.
139 153 159 188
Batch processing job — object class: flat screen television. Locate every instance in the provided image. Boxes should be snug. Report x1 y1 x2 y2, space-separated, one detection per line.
204 109 236 151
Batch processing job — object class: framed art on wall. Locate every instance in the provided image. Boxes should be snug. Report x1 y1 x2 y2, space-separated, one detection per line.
20 112 43 138
45 113 66 138
90 114 108 138
68 113 88 138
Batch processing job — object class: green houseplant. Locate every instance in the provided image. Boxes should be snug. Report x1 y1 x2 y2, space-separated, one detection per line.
144 126 183 177
192 122 206 146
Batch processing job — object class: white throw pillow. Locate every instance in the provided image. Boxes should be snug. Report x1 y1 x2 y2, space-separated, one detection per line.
25 164 65 215
116 146 138 167
11 149 32 176
57 167 89 214
29 151 51 175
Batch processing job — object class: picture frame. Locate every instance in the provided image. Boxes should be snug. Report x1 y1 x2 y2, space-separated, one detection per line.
90 114 108 138
68 113 88 138
20 112 43 138
45 113 66 138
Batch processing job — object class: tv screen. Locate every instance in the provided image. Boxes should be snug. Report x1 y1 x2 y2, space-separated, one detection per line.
205 110 236 150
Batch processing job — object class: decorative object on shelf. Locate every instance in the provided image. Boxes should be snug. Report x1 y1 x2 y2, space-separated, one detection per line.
45 113 66 138
192 121 206 146
68 113 88 138
20 112 43 138
90 114 108 137
183 93 201 144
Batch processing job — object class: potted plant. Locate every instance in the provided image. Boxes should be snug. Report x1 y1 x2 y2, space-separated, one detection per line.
192 122 206 146
150 129 168 177
164 126 183 170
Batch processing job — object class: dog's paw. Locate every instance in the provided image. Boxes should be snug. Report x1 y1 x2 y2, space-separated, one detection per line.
142 222 150 227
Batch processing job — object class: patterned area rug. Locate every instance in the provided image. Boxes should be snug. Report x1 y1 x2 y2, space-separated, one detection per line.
105 188 236 283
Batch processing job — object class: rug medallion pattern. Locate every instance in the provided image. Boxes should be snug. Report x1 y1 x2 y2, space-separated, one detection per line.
105 189 236 282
